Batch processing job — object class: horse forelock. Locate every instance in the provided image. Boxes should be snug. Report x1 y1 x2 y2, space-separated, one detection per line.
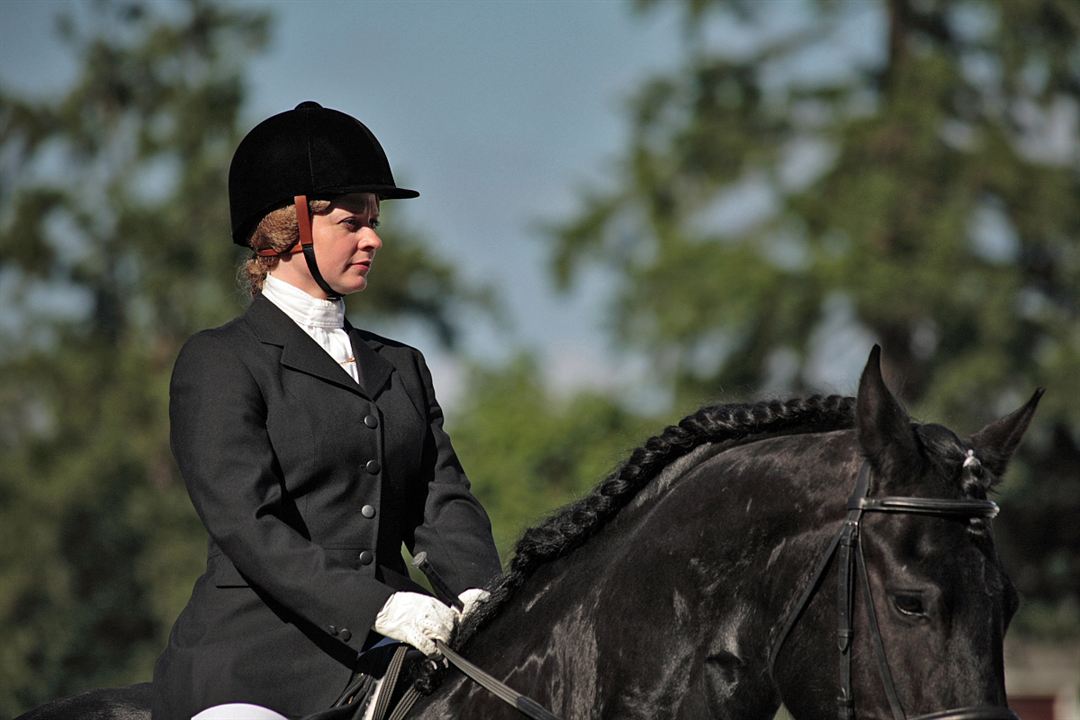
914 422 994 497
446 394 858 660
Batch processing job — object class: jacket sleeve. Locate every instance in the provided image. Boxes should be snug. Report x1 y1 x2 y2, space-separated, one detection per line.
406 349 502 594
170 330 393 651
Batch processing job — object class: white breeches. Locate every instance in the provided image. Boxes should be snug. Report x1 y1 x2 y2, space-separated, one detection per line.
191 704 290 720
190 678 383 720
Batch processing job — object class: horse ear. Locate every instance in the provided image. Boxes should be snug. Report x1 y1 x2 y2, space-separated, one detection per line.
856 345 917 477
968 388 1045 479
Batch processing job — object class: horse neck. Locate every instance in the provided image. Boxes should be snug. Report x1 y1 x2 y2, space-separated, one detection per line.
413 429 861 719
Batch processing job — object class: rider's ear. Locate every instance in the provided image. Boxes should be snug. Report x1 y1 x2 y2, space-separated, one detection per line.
968 388 1044 480
856 345 918 480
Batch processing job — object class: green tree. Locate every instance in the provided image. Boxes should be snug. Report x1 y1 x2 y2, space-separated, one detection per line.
449 357 658 556
0 1 488 712
552 0 1080 639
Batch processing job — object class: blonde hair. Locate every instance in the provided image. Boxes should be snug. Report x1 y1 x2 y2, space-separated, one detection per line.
240 199 331 296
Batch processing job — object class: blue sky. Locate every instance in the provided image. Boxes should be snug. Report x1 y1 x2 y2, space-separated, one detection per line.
2 1 894 408
0 0 689 405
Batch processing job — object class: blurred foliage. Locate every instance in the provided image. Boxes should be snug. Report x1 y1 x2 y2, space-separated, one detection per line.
449 357 658 556
0 0 491 713
552 0 1080 641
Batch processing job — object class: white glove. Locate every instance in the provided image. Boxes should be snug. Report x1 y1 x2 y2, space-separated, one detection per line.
457 588 490 619
373 592 456 656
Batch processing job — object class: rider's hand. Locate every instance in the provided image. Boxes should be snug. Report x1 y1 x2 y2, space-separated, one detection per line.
373 592 456 656
456 588 490 619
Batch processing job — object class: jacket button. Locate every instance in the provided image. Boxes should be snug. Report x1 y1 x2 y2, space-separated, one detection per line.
365 460 381 475
338 627 352 642
358 550 374 565
328 624 337 635
364 414 378 429
361 504 376 518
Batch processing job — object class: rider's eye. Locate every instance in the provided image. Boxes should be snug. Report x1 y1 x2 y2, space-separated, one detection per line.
893 594 926 617
342 217 378 231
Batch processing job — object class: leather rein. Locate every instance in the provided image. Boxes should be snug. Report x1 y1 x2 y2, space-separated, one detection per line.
363 555 562 720
366 641 561 720
768 462 1018 720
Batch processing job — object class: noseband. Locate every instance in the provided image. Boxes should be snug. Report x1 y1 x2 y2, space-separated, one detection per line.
768 462 1018 720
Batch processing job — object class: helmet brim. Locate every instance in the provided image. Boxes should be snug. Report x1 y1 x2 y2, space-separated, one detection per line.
309 184 419 201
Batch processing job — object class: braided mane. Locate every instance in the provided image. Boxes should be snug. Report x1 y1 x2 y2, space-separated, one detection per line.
409 395 857 691
461 394 854 636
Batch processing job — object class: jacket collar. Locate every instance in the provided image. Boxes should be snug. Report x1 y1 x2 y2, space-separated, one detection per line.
244 294 393 400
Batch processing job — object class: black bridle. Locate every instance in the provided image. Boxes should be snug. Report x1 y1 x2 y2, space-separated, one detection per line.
768 462 1019 720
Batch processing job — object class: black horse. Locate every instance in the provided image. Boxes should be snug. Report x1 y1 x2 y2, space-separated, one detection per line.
18 347 1040 719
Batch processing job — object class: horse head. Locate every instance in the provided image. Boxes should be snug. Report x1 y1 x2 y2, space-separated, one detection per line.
774 346 1041 720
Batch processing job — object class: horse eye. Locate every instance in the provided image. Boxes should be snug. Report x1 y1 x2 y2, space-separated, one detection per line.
893 594 926 617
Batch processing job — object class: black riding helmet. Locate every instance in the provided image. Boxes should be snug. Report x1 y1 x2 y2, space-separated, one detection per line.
228 101 418 298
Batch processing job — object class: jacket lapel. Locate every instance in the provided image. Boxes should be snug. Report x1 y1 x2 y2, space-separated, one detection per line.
244 295 392 400
346 324 393 400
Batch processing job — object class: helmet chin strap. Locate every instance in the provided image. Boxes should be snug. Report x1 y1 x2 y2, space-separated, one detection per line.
255 195 340 300
293 195 341 300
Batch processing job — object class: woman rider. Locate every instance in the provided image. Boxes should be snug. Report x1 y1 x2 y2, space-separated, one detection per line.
151 101 501 719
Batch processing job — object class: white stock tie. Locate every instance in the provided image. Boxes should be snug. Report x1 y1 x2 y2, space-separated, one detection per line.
261 273 359 384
